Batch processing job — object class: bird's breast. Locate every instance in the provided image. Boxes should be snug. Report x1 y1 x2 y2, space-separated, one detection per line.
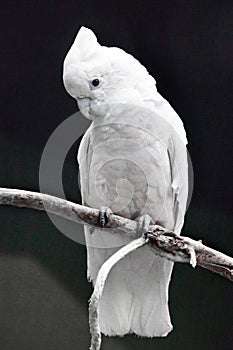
82 112 173 222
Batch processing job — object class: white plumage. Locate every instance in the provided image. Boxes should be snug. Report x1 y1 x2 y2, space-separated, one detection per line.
63 26 188 337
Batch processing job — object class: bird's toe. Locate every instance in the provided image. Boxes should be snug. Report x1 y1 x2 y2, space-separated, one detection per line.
99 206 113 228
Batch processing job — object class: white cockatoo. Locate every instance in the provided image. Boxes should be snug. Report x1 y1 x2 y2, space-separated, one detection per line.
63 27 188 337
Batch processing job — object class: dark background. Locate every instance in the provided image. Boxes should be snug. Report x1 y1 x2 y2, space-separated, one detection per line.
0 1 232 349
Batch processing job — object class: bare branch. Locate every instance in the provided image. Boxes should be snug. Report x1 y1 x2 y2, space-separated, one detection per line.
0 188 139 236
1 187 232 350
0 188 232 282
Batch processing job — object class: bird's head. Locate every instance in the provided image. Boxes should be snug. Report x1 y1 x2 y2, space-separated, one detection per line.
63 26 156 120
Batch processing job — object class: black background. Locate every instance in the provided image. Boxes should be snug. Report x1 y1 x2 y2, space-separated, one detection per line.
0 1 232 349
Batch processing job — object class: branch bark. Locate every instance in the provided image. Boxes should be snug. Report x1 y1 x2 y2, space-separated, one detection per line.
0 188 232 281
1 187 233 350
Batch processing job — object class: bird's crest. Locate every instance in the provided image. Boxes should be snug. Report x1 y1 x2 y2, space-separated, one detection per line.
67 26 100 63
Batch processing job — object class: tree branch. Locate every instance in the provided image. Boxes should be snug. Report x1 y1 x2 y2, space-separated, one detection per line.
1 187 232 350
0 188 232 281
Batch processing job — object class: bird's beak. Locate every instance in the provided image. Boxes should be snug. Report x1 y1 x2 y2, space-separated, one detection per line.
76 96 93 120
77 96 91 112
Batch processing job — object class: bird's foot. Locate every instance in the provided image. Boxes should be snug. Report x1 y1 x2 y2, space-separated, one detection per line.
137 214 154 236
99 206 113 229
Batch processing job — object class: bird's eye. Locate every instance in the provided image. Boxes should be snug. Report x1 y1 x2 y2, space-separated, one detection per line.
91 79 100 87
89 77 102 90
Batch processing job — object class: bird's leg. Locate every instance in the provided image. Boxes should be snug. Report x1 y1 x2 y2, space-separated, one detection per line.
137 214 154 235
99 206 113 228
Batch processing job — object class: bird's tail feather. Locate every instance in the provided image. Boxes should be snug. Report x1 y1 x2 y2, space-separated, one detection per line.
95 245 174 337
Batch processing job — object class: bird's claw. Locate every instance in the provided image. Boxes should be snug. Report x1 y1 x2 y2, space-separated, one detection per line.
143 230 153 240
137 214 154 235
99 206 113 229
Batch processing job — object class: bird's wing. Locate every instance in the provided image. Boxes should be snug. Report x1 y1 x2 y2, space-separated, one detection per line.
149 92 188 234
77 125 131 282
77 126 93 207
167 123 189 234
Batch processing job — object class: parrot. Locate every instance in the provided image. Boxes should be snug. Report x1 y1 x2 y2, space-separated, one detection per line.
63 26 188 337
